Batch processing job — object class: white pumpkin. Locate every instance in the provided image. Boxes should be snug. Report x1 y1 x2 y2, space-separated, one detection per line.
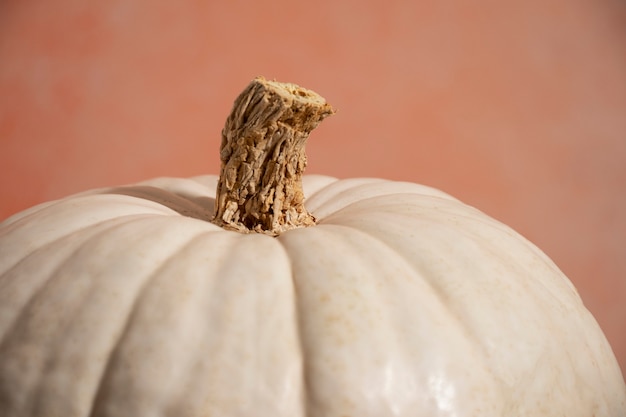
0 78 624 417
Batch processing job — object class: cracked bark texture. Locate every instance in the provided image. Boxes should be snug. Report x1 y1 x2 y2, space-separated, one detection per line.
212 77 334 235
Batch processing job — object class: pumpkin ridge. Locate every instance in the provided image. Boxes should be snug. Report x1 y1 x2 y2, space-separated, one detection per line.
326 194 577 324
339 222 499 377
379 196 581 307
302 180 458 222
311 193 451 226
274 234 309 416
354 221 536 409
0 215 185 415
0 213 169 277
279 223 505 414
0 198 62 228
300 178 389 214
323 197 619 411
86 228 237 417
299 175 339 202
0 214 163 340
0 192 208 277
1 218 226 416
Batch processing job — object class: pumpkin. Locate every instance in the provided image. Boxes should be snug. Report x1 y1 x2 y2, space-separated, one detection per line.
0 77 624 417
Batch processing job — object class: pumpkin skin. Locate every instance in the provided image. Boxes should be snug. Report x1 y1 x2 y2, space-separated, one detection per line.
0 174 624 417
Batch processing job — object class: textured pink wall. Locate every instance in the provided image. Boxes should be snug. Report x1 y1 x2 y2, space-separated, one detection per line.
1 1 625 375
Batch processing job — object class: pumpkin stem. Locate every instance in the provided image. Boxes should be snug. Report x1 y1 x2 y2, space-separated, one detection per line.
212 76 334 235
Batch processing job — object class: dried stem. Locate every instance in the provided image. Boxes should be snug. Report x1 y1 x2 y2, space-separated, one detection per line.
212 76 334 235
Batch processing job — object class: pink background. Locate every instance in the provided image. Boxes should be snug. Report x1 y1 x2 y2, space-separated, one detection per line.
1 1 625 375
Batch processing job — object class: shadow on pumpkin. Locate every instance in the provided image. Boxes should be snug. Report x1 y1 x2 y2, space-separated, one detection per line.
105 185 215 222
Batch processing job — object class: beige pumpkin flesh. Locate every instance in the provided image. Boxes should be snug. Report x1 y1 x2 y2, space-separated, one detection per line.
0 78 624 417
